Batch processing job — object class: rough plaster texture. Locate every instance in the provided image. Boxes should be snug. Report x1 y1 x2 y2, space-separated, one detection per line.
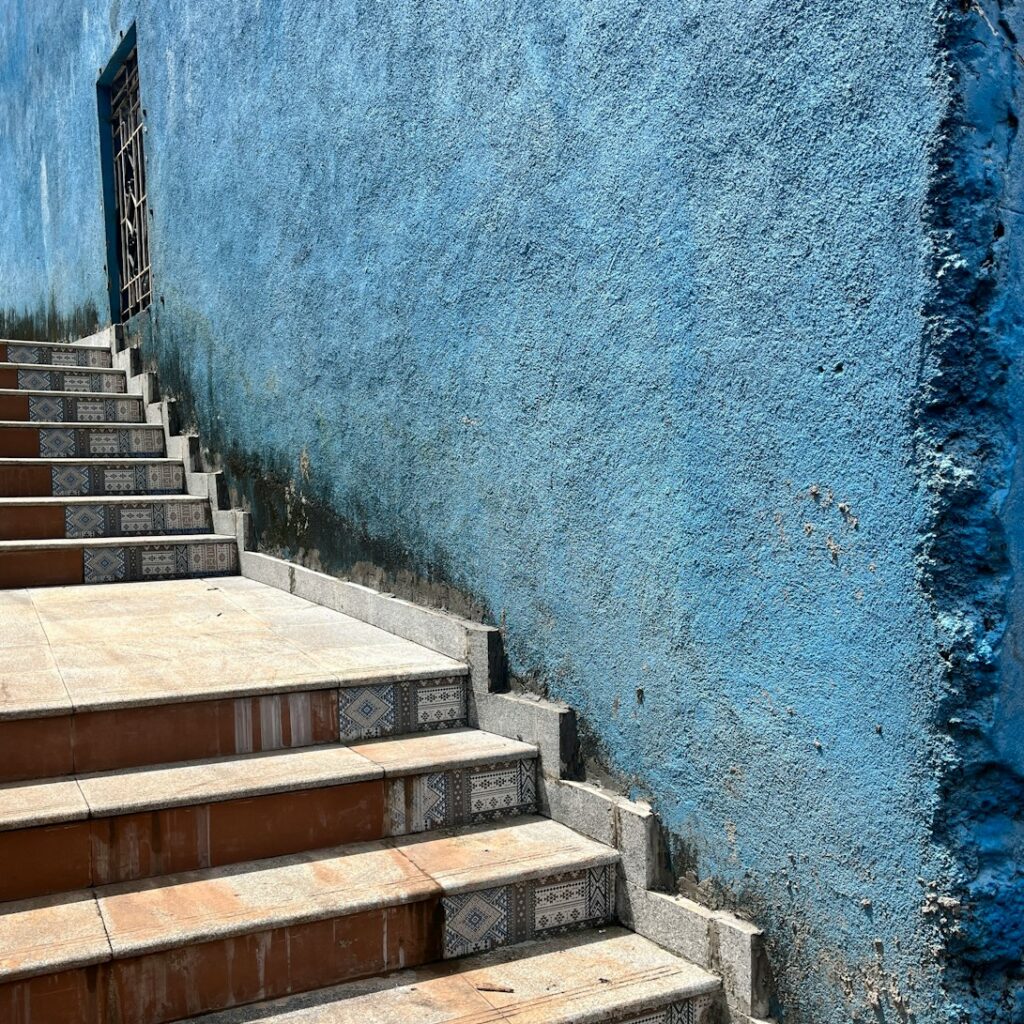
1 2 1022 1021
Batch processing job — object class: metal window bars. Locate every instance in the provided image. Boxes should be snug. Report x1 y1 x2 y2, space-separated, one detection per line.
109 49 151 321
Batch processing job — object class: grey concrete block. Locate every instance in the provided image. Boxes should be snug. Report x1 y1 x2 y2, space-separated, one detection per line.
475 691 578 779
240 551 294 592
713 911 771 1018
463 621 502 693
616 796 670 890
540 778 617 846
365 596 467 660
617 883 715 968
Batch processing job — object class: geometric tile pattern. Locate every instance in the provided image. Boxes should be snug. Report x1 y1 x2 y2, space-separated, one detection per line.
25 396 140 423
63 500 210 538
50 463 184 496
81 542 237 584
442 864 615 959
338 675 468 741
4 344 112 368
620 999 717 1024
387 758 537 836
34 426 164 458
15 369 126 393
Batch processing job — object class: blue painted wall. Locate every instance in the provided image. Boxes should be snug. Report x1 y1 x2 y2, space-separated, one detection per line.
1 2 1021 1020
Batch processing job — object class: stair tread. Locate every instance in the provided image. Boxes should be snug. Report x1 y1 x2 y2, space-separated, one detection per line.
0 419 158 428
0 817 616 976
0 363 124 373
0 388 138 399
0 494 204 504
180 928 721 1024
0 729 536 830
0 339 109 349
0 533 229 550
0 578 467 718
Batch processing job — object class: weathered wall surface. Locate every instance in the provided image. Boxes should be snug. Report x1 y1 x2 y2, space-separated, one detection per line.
1 2 1021 1020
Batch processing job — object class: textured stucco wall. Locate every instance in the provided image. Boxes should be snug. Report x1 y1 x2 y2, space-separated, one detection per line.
1 2 1021 1021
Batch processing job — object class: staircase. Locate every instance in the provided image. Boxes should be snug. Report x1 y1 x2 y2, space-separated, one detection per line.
0 331 742 1024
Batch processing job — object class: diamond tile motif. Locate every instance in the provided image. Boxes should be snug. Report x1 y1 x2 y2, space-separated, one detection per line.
338 677 468 741
18 370 52 390
468 766 521 815
139 547 180 577
165 501 209 532
62 373 92 392
441 864 614 960
339 686 396 739
83 547 127 583
187 542 236 575
103 468 138 493
444 887 509 958
6 345 41 364
28 396 65 422
65 505 108 539
52 466 91 496
39 429 76 458
145 464 184 493
51 349 79 366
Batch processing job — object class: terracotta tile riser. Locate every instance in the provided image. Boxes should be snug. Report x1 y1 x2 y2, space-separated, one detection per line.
0 691 340 782
0 426 164 460
0 501 212 541
0 759 538 900
0 865 616 1024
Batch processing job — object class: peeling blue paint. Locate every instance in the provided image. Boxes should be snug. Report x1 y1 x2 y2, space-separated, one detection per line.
1 1 1022 1020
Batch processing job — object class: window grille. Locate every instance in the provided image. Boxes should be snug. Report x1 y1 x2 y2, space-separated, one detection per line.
109 49 151 321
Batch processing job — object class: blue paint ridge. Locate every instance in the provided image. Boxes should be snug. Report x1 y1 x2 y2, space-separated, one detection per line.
915 3 1024 1020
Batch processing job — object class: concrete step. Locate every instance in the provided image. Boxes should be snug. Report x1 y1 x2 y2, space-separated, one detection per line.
0 533 238 589
182 928 722 1024
0 729 538 900
0 577 470 781
0 366 127 393
0 457 185 497
0 495 213 541
0 340 112 368
0 390 144 423
0 422 164 458
0 817 618 1024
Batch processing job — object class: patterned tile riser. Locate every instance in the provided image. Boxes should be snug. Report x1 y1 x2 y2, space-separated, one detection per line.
52 464 184 496
27 396 142 423
4 344 112 368
387 759 537 836
16 370 125 393
339 677 468 740
38 427 164 459
65 502 211 539
442 864 615 959
618 1000 718 1024
82 542 237 583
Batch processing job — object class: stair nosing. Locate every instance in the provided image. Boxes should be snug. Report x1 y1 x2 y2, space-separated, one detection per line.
0 340 110 349
0 420 159 429
0 363 124 374
0 388 142 401
0 533 230 550
0 729 538 829
0 495 206 505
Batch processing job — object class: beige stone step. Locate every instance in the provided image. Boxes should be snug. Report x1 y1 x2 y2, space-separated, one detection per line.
0 817 618 1024
0 729 537 900
180 928 722 1024
0 578 470 781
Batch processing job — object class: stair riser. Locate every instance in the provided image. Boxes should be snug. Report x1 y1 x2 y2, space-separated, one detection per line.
0 677 471 781
0 758 537 900
0 462 184 497
0 425 164 459
0 368 126 393
0 343 112 368
0 865 615 1024
0 691 341 783
0 395 143 423
0 500 212 540
0 539 237 589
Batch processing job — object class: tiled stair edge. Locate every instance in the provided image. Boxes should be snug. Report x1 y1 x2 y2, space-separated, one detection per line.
237 548 774 1023
82 325 251 549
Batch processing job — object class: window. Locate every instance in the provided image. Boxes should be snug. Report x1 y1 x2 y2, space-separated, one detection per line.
108 48 151 321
